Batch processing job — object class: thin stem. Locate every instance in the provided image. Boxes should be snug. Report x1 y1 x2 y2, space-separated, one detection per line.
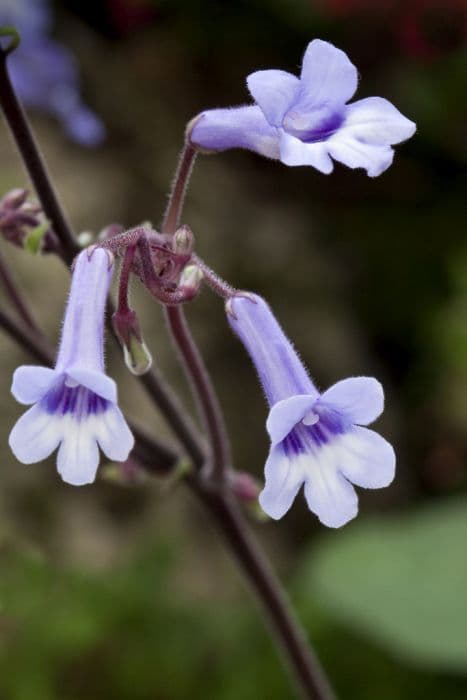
193 482 336 700
193 253 237 299
117 245 136 313
162 143 232 482
165 304 231 476
0 54 78 263
163 143 197 235
131 422 180 476
0 247 43 333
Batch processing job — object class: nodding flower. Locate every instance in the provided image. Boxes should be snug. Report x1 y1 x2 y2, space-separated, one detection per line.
9 248 134 486
227 294 395 528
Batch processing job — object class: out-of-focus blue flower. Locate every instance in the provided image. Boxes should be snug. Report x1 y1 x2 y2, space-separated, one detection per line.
227 294 395 527
0 0 105 146
190 39 416 177
9 248 134 486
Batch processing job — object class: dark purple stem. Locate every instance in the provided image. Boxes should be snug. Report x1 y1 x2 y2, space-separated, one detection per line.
194 481 336 700
163 143 197 235
0 52 78 264
117 245 136 313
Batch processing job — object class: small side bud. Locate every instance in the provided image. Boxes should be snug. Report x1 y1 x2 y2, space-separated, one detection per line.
173 225 194 256
228 471 267 521
112 308 152 376
179 264 203 293
229 471 262 504
77 231 94 248
123 336 153 376
1 188 28 209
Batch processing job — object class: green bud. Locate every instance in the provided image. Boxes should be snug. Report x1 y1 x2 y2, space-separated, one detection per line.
173 225 194 255
123 335 153 376
24 221 49 255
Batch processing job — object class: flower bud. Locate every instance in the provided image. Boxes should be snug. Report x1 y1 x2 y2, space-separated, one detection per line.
1 188 29 210
112 309 152 376
179 264 203 293
229 471 262 503
77 231 94 248
173 225 194 256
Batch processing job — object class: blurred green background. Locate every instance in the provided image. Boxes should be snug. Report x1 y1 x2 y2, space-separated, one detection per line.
0 0 467 698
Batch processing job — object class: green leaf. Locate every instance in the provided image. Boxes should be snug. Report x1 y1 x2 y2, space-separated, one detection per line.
24 221 49 255
299 498 467 672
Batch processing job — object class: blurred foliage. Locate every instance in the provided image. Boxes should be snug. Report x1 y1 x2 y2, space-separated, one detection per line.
2 522 467 700
301 497 467 673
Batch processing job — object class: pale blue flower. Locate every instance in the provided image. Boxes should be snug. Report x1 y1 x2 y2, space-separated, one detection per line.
227 294 395 527
9 248 134 486
190 39 416 177
1 0 105 147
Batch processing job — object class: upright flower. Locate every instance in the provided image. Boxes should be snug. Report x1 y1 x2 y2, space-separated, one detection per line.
227 294 395 527
190 39 416 177
9 248 134 485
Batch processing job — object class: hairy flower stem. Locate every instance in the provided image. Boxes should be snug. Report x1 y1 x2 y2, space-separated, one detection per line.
162 143 232 482
117 245 136 313
192 253 237 299
164 143 334 699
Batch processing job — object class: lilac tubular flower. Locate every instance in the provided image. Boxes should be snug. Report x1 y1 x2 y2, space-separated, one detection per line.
190 39 416 177
1 0 105 147
227 294 395 527
9 248 134 486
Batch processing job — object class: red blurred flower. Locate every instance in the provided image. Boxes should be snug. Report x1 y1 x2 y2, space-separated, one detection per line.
319 0 467 60
105 0 157 35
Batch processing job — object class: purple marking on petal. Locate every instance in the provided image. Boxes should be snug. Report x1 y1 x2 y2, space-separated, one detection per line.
41 378 109 419
282 430 304 458
283 108 344 143
280 406 349 456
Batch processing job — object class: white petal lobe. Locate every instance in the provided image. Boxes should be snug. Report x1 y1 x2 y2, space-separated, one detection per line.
9 405 62 464
259 446 304 520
